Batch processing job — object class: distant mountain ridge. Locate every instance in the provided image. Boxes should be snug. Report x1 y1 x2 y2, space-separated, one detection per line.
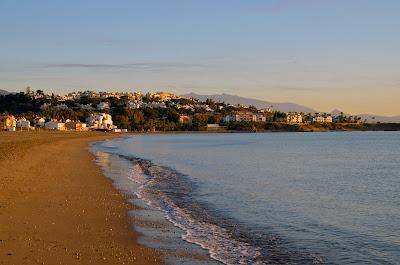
183 93 317 113
184 93 400 123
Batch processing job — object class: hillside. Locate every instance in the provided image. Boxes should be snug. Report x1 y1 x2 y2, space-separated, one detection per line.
183 93 317 113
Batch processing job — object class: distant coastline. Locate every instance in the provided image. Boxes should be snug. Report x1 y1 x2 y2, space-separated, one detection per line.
224 122 400 133
138 122 400 133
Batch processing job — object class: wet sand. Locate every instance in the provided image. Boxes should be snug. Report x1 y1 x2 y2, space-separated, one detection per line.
0 131 163 265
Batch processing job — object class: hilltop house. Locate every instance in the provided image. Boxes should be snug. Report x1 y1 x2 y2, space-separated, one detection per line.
45 120 65 130
286 113 303 123
0 114 16 131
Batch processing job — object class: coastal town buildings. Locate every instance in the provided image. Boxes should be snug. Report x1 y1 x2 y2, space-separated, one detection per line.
286 113 303 123
1 89 369 133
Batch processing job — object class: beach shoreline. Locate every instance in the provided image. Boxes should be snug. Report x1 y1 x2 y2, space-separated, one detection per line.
0 131 163 265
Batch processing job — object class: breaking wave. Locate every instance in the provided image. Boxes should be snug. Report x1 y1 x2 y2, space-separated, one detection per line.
125 156 264 265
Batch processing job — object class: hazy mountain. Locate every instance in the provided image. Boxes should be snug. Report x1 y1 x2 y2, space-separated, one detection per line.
183 93 400 123
331 109 400 123
183 93 317 113
0 89 9 95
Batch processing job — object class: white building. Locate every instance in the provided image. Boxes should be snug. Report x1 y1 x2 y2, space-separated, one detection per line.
86 113 114 130
286 113 303 123
97 102 110 110
45 120 65 130
16 118 31 129
224 112 267 123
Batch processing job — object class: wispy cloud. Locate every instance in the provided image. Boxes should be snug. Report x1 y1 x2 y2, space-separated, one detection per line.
44 63 204 71
273 85 318 92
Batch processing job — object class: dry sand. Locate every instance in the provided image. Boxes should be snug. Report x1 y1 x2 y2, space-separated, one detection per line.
0 131 163 265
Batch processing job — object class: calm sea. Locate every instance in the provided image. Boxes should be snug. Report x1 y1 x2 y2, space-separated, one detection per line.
91 132 400 265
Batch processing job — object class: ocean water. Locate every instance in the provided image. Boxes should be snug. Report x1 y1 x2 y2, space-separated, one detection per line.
91 132 400 265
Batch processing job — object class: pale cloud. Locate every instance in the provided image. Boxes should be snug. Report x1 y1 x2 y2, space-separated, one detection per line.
45 63 204 71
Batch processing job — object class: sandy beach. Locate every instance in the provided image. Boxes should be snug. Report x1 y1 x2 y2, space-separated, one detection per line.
0 131 163 265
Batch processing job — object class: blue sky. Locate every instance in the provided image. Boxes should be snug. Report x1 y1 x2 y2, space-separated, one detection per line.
1 0 399 115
